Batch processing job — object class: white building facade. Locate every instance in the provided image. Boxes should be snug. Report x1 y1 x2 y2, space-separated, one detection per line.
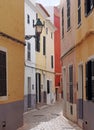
24 1 56 110
24 0 36 111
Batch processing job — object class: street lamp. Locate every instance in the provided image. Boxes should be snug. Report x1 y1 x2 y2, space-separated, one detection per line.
25 18 44 40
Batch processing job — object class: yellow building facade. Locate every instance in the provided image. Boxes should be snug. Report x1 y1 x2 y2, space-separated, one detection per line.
35 4 55 105
35 4 49 105
0 0 25 130
75 1 94 129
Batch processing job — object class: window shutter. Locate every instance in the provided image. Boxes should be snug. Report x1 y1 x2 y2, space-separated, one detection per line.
86 61 92 100
36 34 40 52
47 80 50 94
91 61 94 100
51 55 53 68
0 51 6 96
69 65 73 103
43 36 46 55
93 0 94 7
86 62 88 99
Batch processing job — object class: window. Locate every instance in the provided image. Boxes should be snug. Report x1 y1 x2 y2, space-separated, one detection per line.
51 32 53 39
46 28 48 34
67 0 71 30
27 14 30 24
36 13 38 20
43 36 46 55
78 0 81 25
0 51 7 96
27 42 31 61
47 80 50 94
51 55 53 68
69 65 73 103
86 60 94 101
35 34 40 52
70 105 73 115
62 8 64 38
85 0 94 16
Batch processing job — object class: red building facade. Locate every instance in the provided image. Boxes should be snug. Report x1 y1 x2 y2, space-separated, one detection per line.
54 7 62 100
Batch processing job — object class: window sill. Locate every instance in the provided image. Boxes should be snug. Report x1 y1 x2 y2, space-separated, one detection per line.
77 22 82 29
0 96 8 101
67 27 71 32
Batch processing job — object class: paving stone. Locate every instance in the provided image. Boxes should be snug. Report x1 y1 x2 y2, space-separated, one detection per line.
18 100 82 130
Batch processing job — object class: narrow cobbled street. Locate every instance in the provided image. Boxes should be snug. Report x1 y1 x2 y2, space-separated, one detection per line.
18 100 82 130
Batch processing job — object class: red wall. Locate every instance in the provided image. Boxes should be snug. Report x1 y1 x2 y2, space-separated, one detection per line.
54 7 61 87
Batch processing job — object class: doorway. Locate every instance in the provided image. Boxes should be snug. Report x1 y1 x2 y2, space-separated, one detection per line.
78 64 83 119
36 73 41 103
63 68 67 115
27 77 31 108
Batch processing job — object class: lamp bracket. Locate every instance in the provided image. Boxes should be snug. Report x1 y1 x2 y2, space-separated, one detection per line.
25 35 36 40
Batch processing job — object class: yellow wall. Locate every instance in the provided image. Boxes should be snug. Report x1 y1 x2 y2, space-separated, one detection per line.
36 14 46 70
76 0 94 100
0 0 24 41
0 0 24 104
76 0 94 45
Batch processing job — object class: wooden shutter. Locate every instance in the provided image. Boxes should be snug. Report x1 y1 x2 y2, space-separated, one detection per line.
47 80 50 94
91 61 94 100
86 61 92 100
69 65 73 103
43 36 46 55
51 55 53 68
36 34 40 52
0 51 6 96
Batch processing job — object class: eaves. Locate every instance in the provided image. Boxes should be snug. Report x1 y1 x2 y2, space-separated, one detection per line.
46 19 57 32
25 0 37 12
36 3 50 19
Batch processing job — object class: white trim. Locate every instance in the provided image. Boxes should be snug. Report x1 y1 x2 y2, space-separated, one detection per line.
0 46 8 100
88 55 94 61
62 66 66 70
46 20 57 32
36 4 50 19
25 0 37 12
78 61 83 66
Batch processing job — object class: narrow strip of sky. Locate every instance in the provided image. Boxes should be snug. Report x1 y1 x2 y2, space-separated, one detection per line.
35 0 60 6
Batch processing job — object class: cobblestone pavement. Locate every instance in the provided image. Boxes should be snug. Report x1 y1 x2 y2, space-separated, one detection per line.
18 100 82 130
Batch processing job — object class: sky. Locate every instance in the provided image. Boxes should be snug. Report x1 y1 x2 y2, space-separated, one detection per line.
35 0 60 6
